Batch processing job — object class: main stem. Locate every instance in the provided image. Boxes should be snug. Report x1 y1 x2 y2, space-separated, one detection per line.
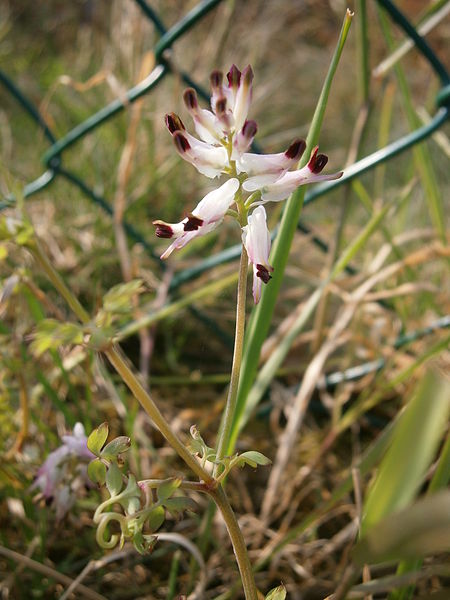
210 486 258 600
214 244 248 476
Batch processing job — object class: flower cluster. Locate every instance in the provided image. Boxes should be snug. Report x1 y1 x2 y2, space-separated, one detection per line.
31 423 94 520
154 65 342 303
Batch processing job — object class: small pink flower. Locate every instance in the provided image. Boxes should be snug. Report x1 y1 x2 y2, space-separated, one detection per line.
242 206 273 304
31 423 94 519
153 178 239 259
243 146 343 202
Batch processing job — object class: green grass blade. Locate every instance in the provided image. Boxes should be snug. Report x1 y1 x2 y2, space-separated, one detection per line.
227 9 354 455
390 431 450 600
360 369 450 536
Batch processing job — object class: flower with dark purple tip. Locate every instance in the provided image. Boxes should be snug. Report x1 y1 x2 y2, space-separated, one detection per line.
242 206 273 304
153 178 239 259
243 145 343 203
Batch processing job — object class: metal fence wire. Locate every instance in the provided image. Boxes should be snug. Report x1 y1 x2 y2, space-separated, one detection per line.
1 0 449 383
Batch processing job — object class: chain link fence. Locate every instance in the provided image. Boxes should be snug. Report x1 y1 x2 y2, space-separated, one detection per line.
1 0 449 381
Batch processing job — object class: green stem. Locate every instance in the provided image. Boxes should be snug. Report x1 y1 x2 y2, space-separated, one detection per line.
214 244 248 476
210 486 258 600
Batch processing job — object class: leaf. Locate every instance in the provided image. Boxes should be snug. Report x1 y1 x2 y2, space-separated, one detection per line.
102 279 144 314
354 491 450 565
30 319 84 357
87 458 107 485
106 462 123 497
101 436 131 459
157 477 181 502
361 370 450 535
147 505 165 532
87 422 109 456
237 451 272 468
163 496 197 519
265 584 287 600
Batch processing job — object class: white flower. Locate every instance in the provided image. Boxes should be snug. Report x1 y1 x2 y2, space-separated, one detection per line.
242 206 273 304
153 178 239 259
156 65 344 303
243 146 343 202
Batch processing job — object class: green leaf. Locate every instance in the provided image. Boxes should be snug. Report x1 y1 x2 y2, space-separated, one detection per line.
354 491 450 565
163 496 197 519
101 436 131 459
265 584 287 600
237 451 271 468
147 505 165 532
87 422 109 456
361 370 450 535
102 279 144 314
157 477 181 502
106 462 123 497
87 458 107 485
30 319 84 357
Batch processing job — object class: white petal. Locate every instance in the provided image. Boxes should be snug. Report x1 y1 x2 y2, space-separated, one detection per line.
232 66 253 132
186 143 228 179
236 151 295 176
193 109 224 144
243 205 271 267
259 167 343 202
159 179 239 260
252 265 263 304
242 173 285 191
193 178 239 222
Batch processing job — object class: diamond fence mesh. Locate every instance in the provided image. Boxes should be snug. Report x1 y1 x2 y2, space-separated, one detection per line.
1 0 449 379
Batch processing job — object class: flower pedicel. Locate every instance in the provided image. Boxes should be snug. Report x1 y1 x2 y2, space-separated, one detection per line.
154 65 343 303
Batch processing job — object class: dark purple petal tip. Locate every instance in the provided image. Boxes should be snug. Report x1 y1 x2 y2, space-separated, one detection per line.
242 119 258 138
210 70 223 89
313 154 329 173
227 64 241 88
173 131 191 153
256 264 272 284
242 65 254 86
184 214 204 231
153 221 174 239
215 97 227 115
183 88 198 111
285 138 306 160
165 113 185 134
307 146 329 173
